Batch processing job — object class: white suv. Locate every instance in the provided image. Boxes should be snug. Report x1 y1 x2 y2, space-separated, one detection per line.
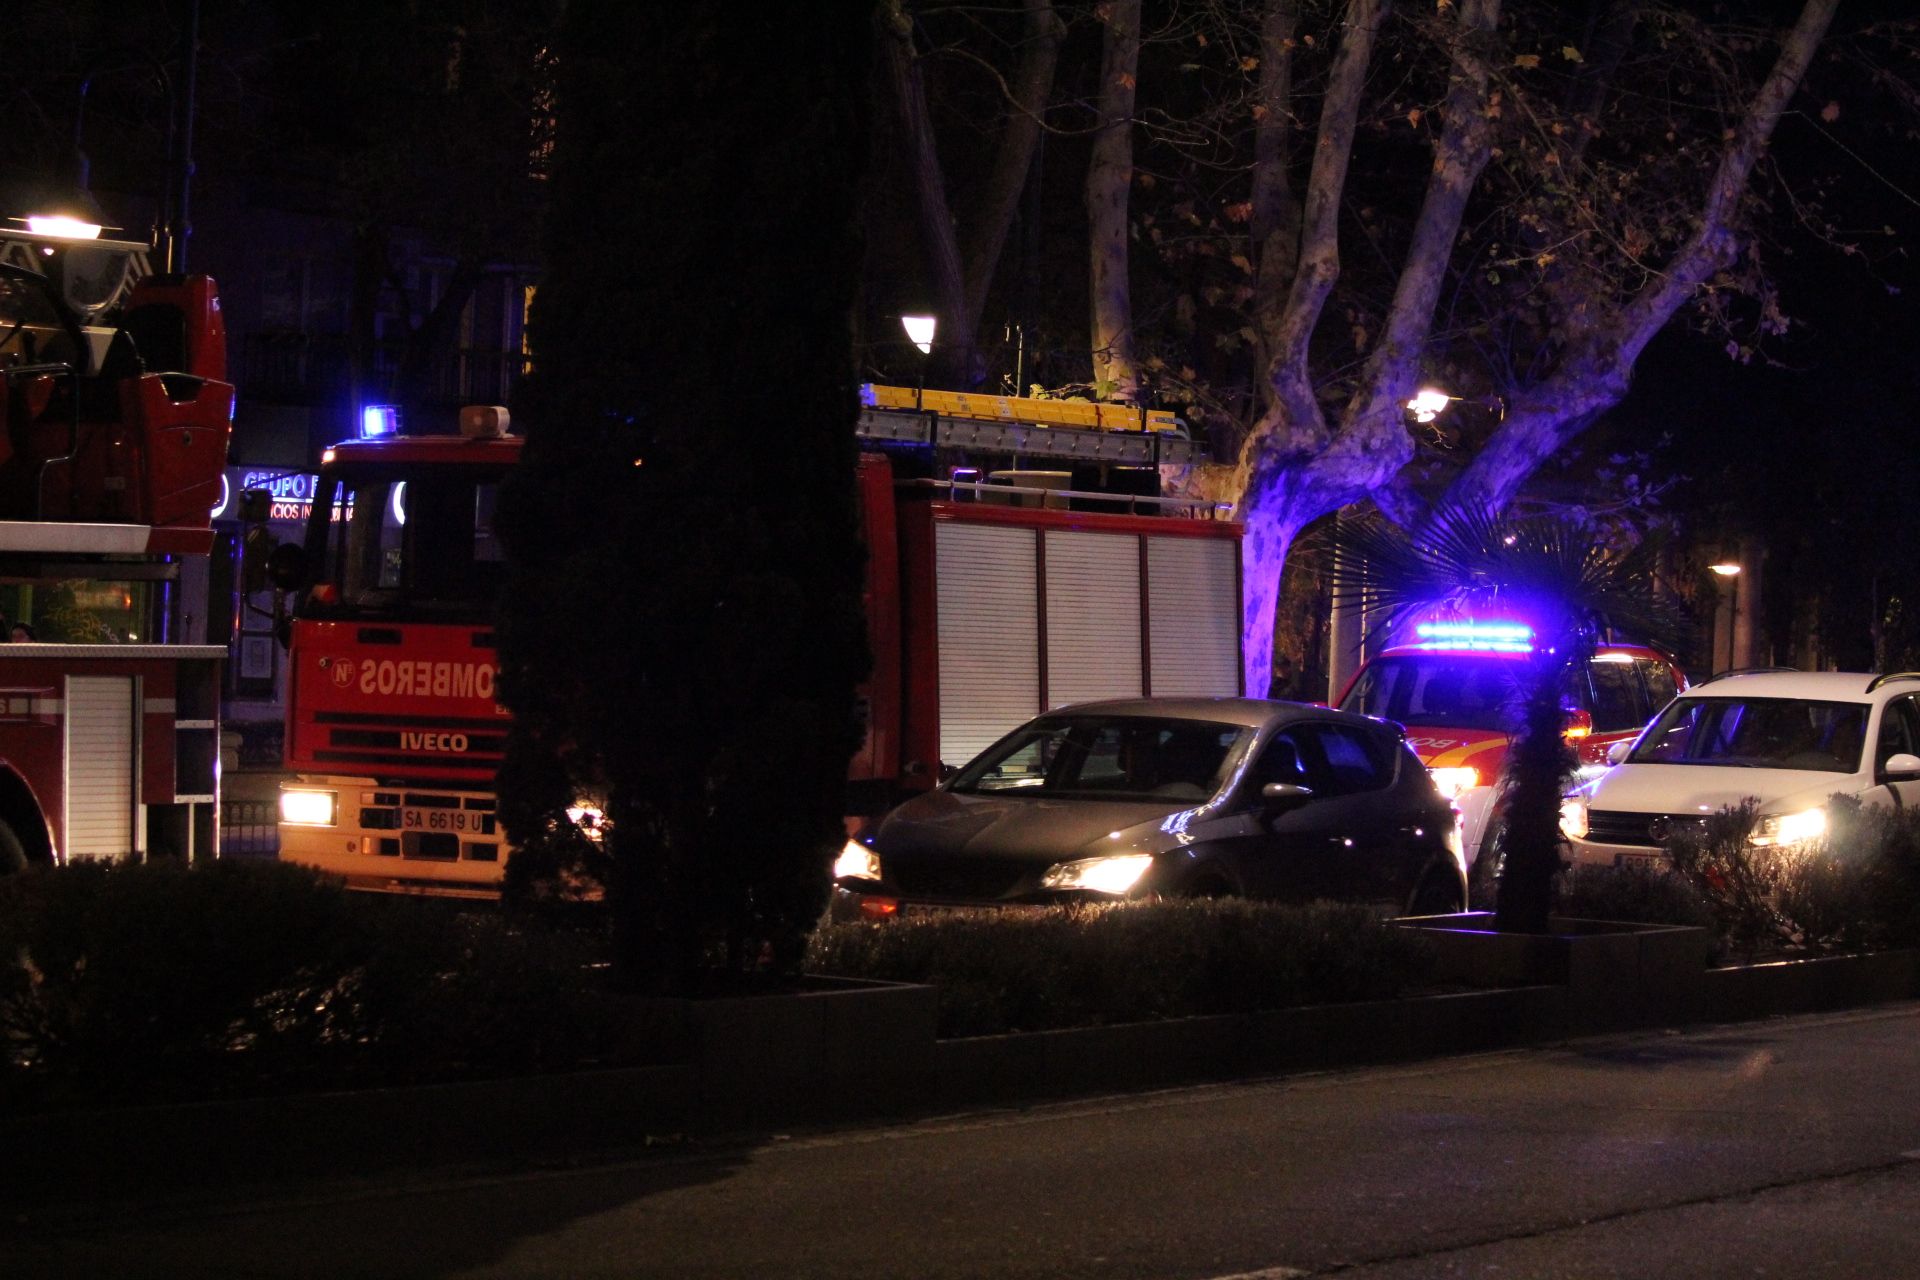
1565 670 1920 867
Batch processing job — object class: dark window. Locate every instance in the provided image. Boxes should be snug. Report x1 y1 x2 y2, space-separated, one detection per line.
1290 723 1394 796
950 716 1249 800
1586 658 1647 734
1339 655 1520 733
1633 697 1868 773
1640 659 1679 712
1245 731 1312 793
1874 698 1920 774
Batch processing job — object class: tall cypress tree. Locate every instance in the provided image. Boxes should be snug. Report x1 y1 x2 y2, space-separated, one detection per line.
497 2 872 988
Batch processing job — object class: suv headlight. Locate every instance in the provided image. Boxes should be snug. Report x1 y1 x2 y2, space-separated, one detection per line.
1750 807 1826 848
280 789 338 827
1040 853 1154 895
834 839 882 882
1428 766 1481 803
1559 797 1588 840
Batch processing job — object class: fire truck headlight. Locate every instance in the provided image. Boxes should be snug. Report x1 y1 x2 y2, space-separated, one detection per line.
835 839 883 883
1428 766 1481 803
280 789 338 827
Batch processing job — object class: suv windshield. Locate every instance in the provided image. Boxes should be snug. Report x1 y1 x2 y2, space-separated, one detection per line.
950 716 1250 801
1630 697 1867 773
1340 654 1521 732
299 465 507 620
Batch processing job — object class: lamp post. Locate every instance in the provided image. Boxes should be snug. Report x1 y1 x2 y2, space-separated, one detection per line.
901 314 937 407
1711 561 1742 671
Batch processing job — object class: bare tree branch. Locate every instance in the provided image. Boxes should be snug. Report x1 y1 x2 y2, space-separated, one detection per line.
963 0 1061 327
1449 0 1841 514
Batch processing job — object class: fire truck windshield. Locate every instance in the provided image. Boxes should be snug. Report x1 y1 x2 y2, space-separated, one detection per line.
300 466 507 620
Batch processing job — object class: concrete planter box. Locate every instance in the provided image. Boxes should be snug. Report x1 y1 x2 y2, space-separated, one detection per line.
1399 912 1715 1030
1701 949 1920 1022
637 975 938 1124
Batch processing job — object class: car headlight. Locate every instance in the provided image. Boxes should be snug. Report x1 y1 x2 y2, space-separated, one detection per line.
280 789 338 827
1039 852 1155 895
1428 766 1481 803
1559 797 1588 840
834 839 883 882
1751 807 1826 848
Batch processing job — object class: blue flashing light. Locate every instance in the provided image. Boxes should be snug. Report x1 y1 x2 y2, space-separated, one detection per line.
859 383 879 407
360 405 400 439
1412 620 1534 654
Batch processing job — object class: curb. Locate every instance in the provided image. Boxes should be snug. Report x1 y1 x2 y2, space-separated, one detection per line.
6 945 1916 1205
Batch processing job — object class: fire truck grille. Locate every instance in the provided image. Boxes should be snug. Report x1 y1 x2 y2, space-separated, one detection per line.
310 713 505 772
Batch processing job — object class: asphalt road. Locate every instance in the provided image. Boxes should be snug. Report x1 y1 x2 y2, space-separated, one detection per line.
12 1003 1920 1279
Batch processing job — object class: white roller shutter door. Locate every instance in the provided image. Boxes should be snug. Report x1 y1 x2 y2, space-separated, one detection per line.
1044 529 1142 708
1147 537 1242 696
65 676 137 859
935 523 1039 768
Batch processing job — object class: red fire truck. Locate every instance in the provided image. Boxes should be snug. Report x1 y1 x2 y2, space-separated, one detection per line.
0 223 232 870
275 388 1244 897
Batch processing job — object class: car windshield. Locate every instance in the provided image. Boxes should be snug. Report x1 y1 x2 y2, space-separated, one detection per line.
298 465 508 620
1629 697 1867 773
950 716 1251 801
1339 654 1521 732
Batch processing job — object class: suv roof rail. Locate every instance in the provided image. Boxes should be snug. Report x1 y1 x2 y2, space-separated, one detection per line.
1701 666 1801 684
1865 671 1920 694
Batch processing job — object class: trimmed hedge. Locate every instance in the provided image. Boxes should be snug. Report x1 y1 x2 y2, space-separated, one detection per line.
0 861 649 1113
807 899 1435 1038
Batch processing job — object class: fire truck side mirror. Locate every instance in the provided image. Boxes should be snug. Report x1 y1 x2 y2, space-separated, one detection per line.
266 542 310 593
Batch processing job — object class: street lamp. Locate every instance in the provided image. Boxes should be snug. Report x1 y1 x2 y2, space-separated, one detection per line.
900 314 938 407
901 314 937 355
1711 562 1742 671
1405 386 1506 424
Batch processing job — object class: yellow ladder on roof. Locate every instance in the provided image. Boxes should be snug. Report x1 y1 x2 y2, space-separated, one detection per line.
862 384 1183 435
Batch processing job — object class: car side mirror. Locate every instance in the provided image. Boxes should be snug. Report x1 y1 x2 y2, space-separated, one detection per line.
1884 752 1920 779
1260 781 1314 810
1606 741 1632 765
266 542 310 592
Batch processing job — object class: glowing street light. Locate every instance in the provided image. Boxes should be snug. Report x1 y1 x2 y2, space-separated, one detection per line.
901 314 937 355
1406 387 1453 423
1710 562 1742 577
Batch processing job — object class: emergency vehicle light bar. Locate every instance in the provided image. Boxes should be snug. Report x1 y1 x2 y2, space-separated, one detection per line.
1412 620 1533 653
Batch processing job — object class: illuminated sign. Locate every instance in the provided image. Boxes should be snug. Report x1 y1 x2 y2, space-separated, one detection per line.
212 468 322 524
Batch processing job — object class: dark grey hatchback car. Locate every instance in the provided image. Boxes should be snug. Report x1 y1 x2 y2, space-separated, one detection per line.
844 698 1466 914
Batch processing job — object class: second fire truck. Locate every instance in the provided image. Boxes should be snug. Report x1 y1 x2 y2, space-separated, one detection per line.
275 388 1246 897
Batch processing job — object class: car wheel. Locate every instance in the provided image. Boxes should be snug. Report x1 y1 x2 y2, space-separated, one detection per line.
1406 865 1465 917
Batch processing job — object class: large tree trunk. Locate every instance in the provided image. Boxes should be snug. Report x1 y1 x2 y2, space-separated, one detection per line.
1086 0 1141 403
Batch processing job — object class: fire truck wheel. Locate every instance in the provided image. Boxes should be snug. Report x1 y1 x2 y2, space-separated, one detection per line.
0 818 27 875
